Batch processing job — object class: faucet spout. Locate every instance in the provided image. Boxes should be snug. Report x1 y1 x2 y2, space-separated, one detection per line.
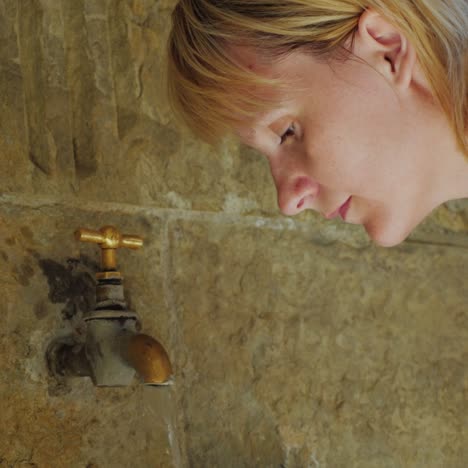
123 333 173 385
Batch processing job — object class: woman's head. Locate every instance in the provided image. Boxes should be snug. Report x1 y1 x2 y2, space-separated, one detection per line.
166 0 468 246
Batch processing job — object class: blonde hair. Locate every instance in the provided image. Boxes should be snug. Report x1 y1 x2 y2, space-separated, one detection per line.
166 0 468 156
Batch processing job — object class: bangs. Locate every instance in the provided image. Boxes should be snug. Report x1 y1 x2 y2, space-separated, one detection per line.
166 2 284 145
166 0 466 155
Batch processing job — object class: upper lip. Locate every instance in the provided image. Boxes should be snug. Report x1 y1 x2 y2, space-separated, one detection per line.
325 197 351 219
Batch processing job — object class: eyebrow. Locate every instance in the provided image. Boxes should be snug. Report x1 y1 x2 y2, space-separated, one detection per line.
236 105 293 149
252 108 288 130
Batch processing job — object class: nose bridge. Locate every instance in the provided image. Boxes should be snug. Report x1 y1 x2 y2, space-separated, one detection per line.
268 157 290 207
268 149 300 187
267 155 284 194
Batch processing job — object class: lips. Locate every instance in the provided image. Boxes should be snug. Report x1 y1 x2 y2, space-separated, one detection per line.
325 196 352 220
338 196 352 220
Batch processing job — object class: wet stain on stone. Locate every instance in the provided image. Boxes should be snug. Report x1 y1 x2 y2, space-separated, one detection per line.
34 300 48 319
74 254 100 272
27 248 40 259
38 257 96 320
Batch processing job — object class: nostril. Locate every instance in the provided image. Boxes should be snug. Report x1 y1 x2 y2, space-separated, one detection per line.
277 177 319 215
294 177 320 200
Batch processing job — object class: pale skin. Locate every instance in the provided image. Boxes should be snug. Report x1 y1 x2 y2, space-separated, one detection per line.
231 9 468 247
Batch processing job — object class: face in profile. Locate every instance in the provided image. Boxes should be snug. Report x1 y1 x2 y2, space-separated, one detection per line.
230 12 464 247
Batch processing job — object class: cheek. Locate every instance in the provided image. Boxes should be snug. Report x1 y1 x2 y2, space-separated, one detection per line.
305 108 404 197
304 130 376 193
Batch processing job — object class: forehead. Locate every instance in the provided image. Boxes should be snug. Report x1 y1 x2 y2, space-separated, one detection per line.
227 43 275 74
230 44 313 100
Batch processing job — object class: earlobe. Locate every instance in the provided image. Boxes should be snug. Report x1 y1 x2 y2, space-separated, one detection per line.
354 8 417 91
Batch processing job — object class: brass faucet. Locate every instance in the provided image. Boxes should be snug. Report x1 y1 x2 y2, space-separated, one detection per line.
48 226 173 387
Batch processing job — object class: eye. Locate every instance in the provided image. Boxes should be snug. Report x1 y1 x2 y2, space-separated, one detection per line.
280 123 295 144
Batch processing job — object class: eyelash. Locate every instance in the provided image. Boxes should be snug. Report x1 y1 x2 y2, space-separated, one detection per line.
280 124 295 144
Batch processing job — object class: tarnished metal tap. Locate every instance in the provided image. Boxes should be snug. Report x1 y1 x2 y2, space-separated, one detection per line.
47 225 173 387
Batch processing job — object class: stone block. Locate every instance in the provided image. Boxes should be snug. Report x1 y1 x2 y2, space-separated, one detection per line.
0 203 179 468
169 219 468 467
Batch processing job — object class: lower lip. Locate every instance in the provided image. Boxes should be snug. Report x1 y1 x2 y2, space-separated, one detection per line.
338 196 352 221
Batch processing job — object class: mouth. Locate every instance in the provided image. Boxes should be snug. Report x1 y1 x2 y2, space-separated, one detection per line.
325 196 352 221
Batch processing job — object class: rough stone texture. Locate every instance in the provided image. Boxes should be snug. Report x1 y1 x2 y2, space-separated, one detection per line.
0 204 179 467
171 219 468 468
0 0 280 214
1 1 468 468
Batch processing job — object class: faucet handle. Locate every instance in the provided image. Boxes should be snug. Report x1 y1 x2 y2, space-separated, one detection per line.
75 225 143 272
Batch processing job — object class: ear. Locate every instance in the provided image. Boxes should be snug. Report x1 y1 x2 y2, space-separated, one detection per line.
352 8 417 91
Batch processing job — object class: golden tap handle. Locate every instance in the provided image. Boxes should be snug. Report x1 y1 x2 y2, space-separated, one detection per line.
75 225 143 272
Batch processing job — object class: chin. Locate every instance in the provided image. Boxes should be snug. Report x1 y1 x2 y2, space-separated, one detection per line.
364 220 413 248
359 198 435 248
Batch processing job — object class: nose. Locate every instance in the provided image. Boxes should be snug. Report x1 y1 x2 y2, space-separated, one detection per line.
277 175 320 216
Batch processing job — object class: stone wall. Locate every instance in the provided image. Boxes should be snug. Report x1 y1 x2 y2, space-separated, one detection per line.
1 1 467 467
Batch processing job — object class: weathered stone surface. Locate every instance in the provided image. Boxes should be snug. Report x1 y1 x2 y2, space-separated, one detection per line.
0 0 278 212
0 1 32 195
170 219 468 467
0 0 304 217
1 1 468 467
0 204 178 468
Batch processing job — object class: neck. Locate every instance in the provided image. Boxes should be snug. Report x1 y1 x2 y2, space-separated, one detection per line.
409 62 468 207
430 124 468 207
441 139 468 203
